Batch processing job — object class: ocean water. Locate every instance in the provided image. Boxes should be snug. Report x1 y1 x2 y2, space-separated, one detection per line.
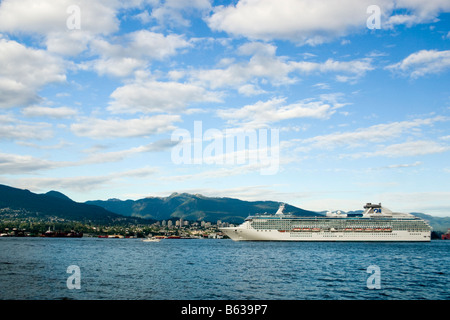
0 237 448 300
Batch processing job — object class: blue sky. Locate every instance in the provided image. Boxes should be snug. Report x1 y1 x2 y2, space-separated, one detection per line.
0 0 449 216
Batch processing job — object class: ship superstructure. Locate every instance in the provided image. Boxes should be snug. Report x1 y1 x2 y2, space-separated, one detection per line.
220 203 431 242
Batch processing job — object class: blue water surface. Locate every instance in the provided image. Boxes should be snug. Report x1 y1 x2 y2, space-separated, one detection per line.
0 238 448 300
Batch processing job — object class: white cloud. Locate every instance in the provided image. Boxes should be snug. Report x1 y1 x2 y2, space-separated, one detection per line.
207 0 450 44
190 42 296 89
207 0 387 44
82 57 145 78
378 191 450 217
0 137 173 176
0 115 53 141
108 79 222 114
384 161 423 169
301 116 449 149
386 0 450 28
166 162 276 181
238 84 267 96
70 115 182 139
0 38 66 108
81 30 191 77
189 42 374 89
17 140 72 150
359 140 450 158
0 0 168 57
292 58 374 83
21 105 78 118
217 97 337 128
0 152 65 174
45 31 94 56
386 49 450 78
83 139 178 164
0 0 119 35
9 166 158 193
0 0 122 56
149 0 212 27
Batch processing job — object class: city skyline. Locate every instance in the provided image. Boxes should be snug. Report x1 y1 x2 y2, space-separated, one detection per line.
0 0 450 216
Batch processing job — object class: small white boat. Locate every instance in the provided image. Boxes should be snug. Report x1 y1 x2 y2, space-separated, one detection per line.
142 237 161 242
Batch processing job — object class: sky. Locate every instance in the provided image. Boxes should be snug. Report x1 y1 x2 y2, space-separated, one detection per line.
0 0 449 216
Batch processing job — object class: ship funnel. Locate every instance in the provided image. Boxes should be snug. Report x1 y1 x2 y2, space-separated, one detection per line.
275 203 285 215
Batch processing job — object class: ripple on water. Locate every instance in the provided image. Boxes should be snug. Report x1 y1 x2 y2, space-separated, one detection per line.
0 238 448 300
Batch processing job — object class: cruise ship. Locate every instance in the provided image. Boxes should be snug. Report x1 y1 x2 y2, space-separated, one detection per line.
220 203 431 242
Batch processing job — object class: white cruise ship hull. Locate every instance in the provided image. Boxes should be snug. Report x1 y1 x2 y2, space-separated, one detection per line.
220 203 432 242
220 227 431 242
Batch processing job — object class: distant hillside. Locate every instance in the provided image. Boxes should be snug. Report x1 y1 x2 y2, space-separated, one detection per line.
44 190 73 202
87 192 319 223
2 183 448 231
0 184 146 225
410 213 450 233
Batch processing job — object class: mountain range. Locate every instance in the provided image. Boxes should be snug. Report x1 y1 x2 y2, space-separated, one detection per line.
86 192 318 224
0 184 449 232
0 184 146 225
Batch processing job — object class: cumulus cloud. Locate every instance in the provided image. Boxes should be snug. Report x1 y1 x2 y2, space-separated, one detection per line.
108 79 222 114
359 140 450 158
383 161 423 169
70 115 182 139
190 42 296 88
189 42 374 89
207 0 385 44
217 97 338 129
83 139 179 164
45 31 94 56
149 0 212 27
386 0 450 28
292 58 374 83
21 105 78 118
0 152 66 174
386 49 450 78
81 30 191 77
0 0 123 56
9 166 158 193
207 0 450 44
0 0 195 59
0 0 119 35
0 38 66 108
0 115 53 141
301 116 449 150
